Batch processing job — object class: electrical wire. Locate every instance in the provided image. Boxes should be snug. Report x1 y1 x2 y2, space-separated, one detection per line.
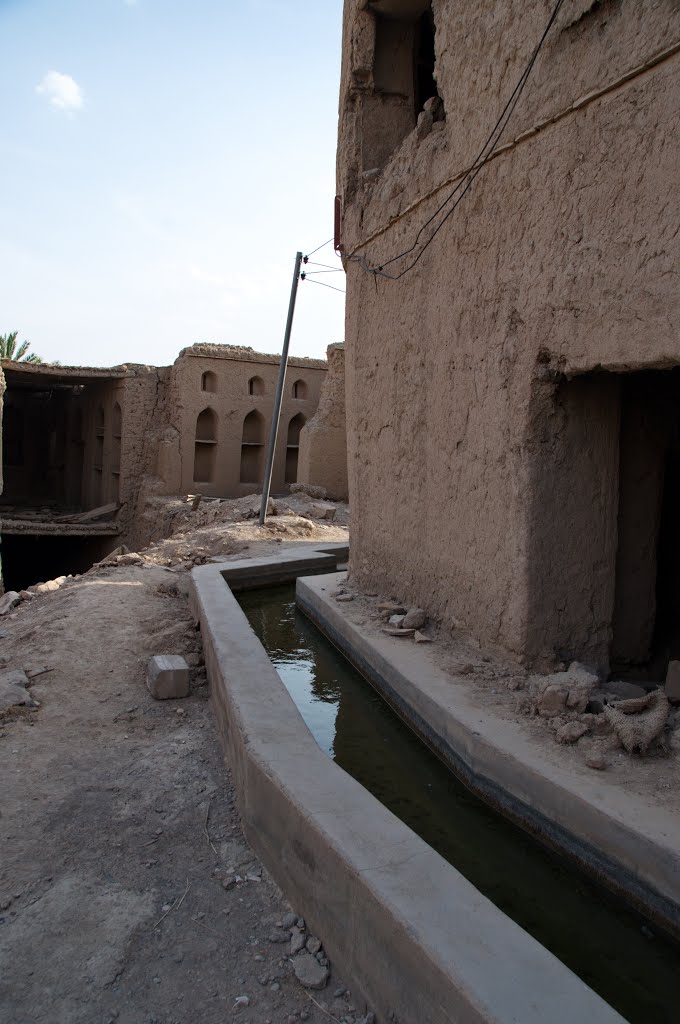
343 0 566 280
304 237 334 260
301 269 344 275
302 260 343 271
300 276 346 295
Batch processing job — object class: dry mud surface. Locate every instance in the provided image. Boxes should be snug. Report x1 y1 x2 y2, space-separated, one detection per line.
0 521 367 1024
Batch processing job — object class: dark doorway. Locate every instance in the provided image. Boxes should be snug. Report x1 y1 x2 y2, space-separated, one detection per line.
1 533 114 593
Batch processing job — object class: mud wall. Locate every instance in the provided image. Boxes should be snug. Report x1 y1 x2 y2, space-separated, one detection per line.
338 0 680 668
159 345 327 500
298 344 348 500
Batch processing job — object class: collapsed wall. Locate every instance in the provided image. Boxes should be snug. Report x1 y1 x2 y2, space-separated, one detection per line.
337 0 680 671
297 344 348 500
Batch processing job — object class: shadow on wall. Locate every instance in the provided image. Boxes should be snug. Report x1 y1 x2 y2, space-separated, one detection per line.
240 409 265 484
194 407 218 483
525 368 680 680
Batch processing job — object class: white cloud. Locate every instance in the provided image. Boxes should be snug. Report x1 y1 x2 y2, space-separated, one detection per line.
36 71 84 114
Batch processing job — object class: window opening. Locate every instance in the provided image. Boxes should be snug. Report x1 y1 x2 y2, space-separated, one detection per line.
292 379 308 400
285 413 306 485
201 371 217 393
414 6 439 116
194 407 218 483
248 376 265 397
240 410 265 484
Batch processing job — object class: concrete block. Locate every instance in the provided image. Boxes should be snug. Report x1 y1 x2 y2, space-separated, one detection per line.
665 661 680 704
146 655 190 700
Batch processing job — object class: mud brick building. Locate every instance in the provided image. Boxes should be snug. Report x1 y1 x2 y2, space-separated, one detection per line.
337 0 680 673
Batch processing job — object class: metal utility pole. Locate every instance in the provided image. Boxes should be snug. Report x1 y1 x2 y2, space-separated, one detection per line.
259 251 303 526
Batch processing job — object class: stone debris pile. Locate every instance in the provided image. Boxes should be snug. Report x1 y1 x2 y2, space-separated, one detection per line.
527 661 676 766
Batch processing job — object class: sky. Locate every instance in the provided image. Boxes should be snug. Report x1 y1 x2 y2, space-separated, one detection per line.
0 0 345 367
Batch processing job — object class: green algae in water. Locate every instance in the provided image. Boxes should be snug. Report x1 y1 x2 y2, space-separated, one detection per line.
237 584 680 1024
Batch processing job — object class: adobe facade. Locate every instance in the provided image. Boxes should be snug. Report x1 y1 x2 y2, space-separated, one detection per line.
298 344 349 501
0 344 341 588
337 0 680 673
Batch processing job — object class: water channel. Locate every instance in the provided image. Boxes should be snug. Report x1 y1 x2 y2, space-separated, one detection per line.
237 583 679 1024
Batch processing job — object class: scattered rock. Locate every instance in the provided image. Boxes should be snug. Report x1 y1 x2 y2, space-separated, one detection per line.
117 553 144 566
388 614 405 627
335 594 354 603
0 669 35 713
31 580 61 595
585 750 608 770
665 661 680 704
19 590 34 601
292 952 329 990
0 591 21 615
290 927 306 955
281 911 297 930
377 602 406 615
382 628 415 638
402 608 426 630
414 631 432 644
305 935 322 956
555 720 589 745
234 995 250 1008
289 482 327 499
308 501 337 521
146 655 190 700
268 928 290 944
529 661 598 718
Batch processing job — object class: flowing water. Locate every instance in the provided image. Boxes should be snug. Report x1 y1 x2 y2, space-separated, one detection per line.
237 584 679 1023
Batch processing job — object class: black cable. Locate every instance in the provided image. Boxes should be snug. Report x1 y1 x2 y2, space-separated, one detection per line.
304 237 334 260
302 260 343 271
300 277 346 295
345 0 566 280
301 269 344 275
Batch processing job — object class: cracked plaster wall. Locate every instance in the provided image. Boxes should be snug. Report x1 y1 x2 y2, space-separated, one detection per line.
338 0 680 668
298 344 348 500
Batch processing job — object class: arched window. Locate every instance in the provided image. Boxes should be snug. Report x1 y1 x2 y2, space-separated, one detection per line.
285 413 306 484
240 410 265 484
111 402 122 500
201 371 217 393
292 379 307 400
248 375 265 396
194 407 218 483
92 405 106 504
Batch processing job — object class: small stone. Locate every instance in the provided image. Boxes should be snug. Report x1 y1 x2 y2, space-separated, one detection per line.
234 995 250 1007
297 918 305 929
382 627 415 637
146 655 190 700
606 680 648 700
414 631 432 644
0 591 20 615
269 981 280 992
290 927 306 955
31 580 60 595
555 721 589 744
0 669 34 713
300 1012 310 1021
281 911 297 930
388 614 405 627
268 928 289 944
402 608 426 630
335 594 354 603
334 988 346 998
377 602 405 614
305 936 322 956
585 750 608 770
222 877 237 891
292 952 329 990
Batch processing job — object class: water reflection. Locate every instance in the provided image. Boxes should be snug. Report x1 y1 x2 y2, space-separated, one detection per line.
237 585 680 1024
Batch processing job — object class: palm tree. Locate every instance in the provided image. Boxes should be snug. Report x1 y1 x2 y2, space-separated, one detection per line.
0 331 42 363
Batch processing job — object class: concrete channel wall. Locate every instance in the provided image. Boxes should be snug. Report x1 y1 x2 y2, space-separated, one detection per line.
190 549 624 1024
297 573 680 941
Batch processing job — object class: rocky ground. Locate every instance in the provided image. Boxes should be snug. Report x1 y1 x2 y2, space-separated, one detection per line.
0 498 372 1024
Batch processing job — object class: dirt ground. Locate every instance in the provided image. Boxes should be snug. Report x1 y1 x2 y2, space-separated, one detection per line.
0 504 367 1024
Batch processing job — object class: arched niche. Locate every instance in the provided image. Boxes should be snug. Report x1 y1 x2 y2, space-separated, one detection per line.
248 375 265 396
194 407 218 482
285 412 306 484
292 379 307 400
240 409 265 483
201 371 217 393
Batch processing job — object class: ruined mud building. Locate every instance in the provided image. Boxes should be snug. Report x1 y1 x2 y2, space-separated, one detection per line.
0 343 347 591
338 0 680 676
